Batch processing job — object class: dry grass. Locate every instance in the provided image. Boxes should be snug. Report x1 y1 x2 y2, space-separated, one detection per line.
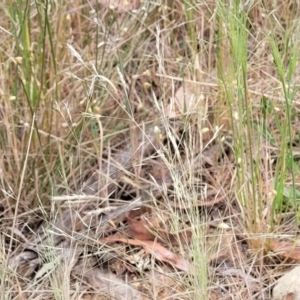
1 0 300 299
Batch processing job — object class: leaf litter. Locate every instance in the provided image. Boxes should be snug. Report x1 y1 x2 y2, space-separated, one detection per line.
6 105 233 298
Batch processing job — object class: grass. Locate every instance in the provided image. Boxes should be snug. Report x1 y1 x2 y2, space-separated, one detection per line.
1 0 300 299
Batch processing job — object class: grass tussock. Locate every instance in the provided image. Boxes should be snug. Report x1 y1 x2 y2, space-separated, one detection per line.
1 0 300 299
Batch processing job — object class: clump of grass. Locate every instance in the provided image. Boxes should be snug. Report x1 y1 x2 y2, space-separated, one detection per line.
216 0 266 250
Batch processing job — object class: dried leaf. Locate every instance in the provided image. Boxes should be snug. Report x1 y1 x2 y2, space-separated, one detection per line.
126 207 157 241
100 237 190 272
126 207 192 246
166 82 207 119
9 249 40 278
271 240 300 260
74 267 140 300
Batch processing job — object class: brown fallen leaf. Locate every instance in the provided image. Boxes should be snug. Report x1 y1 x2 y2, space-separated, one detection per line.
100 236 190 272
73 266 141 300
166 82 206 119
126 206 192 246
271 240 300 260
126 207 158 241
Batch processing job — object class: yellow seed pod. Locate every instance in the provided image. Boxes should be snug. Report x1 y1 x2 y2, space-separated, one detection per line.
15 57 23 64
93 106 101 114
143 82 151 90
201 127 209 133
154 126 161 134
137 103 144 111
143 70 151 77
218 222 230 230
271 189 277 196
176 56 183 63
66 14 71 23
